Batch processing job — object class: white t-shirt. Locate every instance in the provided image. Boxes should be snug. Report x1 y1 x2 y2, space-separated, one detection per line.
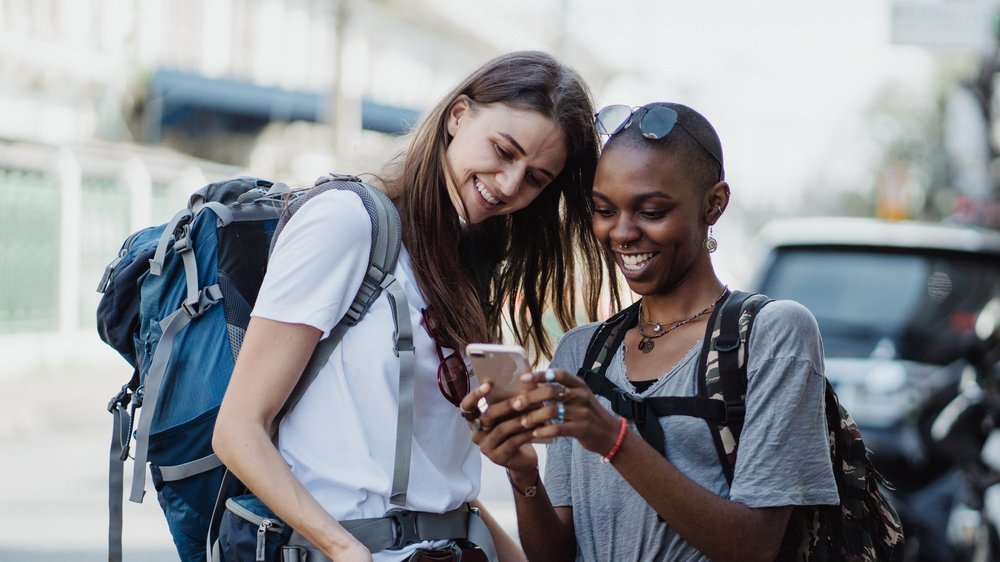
252 189 481 561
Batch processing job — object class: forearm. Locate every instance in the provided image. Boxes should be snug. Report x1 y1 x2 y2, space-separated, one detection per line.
610 430 788 562
508 469 577 562
468 499 526 562
213 414 362 558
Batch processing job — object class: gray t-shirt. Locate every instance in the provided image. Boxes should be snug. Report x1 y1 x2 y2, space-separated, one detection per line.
544 299 839 561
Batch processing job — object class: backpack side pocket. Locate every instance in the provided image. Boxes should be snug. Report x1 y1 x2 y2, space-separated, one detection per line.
218 494 292 562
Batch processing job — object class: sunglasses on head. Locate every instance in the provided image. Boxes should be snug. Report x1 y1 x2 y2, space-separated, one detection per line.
421 307 470 407
594 104 724 182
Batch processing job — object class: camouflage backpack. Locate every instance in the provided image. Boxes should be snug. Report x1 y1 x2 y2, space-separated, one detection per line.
579 290 905 561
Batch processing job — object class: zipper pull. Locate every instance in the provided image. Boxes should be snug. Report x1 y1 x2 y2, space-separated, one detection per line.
256 519 273 561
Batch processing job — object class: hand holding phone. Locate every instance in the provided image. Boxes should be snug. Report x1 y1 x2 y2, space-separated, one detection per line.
466 343 554 444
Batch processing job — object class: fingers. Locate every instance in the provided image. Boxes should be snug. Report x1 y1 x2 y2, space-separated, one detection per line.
474 414 538 462
510 371 612 446
517 400 563 430
510 376 577 416
520 368 587 389
459 382 491 421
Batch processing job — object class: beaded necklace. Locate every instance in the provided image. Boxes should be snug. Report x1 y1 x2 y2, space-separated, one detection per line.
636 286 728 353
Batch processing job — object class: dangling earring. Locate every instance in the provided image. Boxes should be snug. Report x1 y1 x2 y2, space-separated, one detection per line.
705 227 718 253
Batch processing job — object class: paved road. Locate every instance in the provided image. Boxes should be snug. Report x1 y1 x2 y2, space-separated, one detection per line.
0 335 530 561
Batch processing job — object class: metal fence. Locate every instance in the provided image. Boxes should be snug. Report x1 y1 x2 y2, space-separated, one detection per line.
0 142 241 335
0 168 60 332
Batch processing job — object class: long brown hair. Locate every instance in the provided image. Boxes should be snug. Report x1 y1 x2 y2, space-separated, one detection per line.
384 50 620 360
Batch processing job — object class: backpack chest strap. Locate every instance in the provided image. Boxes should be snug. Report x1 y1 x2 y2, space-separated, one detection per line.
581 368 727 457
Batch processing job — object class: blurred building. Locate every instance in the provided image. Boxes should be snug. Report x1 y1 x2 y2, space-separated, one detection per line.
0 0 611 340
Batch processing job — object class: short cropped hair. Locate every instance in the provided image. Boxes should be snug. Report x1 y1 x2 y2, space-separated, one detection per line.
603 102 724 189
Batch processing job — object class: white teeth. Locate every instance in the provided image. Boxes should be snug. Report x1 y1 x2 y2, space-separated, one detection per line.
474 177 500 205
621 253 654 271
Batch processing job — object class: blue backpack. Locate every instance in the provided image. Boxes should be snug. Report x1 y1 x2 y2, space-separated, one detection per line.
96 173 409 562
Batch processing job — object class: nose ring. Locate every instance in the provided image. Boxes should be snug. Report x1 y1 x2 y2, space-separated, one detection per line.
619 241 630 250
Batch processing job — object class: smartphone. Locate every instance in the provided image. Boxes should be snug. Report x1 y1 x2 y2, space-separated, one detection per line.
466 343 553 444
465 343 531 404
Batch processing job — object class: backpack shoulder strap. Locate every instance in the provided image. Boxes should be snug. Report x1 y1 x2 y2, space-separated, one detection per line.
578 301 641 392
699 290 772 484
274 173 412 504
207 174 412 559
275 174 404 413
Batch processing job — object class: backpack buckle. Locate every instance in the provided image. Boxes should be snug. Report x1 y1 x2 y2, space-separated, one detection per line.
714 335 740 353
386 509 420 550
181 285 223 318
723 402 746 424
107 384 132 413
172 232 192 254
611 392 644 425
181 299 205 318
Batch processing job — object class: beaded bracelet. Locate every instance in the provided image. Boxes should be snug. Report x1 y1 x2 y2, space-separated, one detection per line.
600 417 628 464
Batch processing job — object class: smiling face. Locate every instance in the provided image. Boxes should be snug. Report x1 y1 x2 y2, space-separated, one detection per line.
592 144 722 296
444 99 568 224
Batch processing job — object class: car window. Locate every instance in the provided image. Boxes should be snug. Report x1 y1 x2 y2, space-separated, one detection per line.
759 246 1000 365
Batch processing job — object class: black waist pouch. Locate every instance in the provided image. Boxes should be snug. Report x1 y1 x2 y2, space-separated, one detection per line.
218 493 293 562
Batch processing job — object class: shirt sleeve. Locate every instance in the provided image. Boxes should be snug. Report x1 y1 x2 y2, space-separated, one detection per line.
728 300 840 508
252 189 373 338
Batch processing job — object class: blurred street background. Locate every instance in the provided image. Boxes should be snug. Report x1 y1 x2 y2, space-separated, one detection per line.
2 0 1000 560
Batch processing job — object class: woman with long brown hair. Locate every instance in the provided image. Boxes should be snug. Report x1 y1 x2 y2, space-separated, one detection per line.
212 51 618 562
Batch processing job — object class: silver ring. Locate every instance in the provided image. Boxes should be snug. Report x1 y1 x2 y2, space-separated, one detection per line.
554 401 565 424
545 369 557 383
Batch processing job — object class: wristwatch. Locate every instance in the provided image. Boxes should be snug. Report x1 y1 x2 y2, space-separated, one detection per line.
507 468 538 498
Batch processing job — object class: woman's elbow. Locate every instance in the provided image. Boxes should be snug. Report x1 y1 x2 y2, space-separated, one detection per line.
212 408 240 466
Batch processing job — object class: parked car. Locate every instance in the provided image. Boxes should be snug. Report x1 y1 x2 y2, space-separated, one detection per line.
750 216 1000 561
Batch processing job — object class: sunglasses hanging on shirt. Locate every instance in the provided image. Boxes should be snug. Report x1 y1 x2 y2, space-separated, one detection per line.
421 306 471 407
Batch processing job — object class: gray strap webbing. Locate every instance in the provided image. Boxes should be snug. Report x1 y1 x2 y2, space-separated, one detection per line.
384 275 413 506
129 284 222 503
266 182 291 197
149 208 198 313
368 197 392 276
280 507 496 561
97 255 123 293
274 181 412 504
196 201 234 226
272 274 412 506
193 199 281 228
225 203 287 224
108 399 131 562
158 453 223 483
274 322 349 429
179 243 199 312
468 510 497 562
149 208 191 276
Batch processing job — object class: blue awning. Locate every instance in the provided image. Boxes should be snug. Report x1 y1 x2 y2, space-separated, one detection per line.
147 68 422 139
